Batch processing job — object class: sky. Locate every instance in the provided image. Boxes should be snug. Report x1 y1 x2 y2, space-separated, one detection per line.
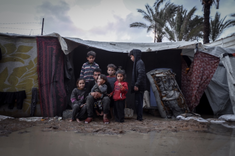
0 0 234 43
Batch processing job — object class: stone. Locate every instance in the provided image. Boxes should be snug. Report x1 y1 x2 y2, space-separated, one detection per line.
62 109 73 119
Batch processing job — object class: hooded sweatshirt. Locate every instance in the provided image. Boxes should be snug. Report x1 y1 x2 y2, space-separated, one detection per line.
130 49 146 93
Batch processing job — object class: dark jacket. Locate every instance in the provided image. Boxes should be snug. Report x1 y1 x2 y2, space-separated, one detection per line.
70 88 86 107
85 80 112 98
131 49 146 93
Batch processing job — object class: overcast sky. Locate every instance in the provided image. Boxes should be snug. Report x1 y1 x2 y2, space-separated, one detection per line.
0 0 234 42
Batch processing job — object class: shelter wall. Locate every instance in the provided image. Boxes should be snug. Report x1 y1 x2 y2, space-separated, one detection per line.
0 36 41 117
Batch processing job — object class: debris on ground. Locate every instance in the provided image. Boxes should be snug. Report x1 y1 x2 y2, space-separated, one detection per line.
0 115 14 121
0 114 211 136
19 117 43 122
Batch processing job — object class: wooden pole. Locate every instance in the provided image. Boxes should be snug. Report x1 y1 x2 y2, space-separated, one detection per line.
41 18 44 35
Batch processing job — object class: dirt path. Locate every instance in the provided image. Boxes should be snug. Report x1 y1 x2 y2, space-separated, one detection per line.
0 114 209 136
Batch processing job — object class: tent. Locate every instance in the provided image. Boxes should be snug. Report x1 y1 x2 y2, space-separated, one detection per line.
202 34 235 115
0 32 234 117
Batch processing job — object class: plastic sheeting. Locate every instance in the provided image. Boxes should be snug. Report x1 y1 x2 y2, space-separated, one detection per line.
176 115 208 123
200 46 235 58
143 91 151 108
221 56 235 114
205 64 233 115
44 33 199 55
219 114 235 122
204 34 235 48
0 115 14 121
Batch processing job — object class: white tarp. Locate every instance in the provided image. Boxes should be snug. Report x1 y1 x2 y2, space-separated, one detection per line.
204 34 235 48
204 49 235 115
199 34 235 58
219 114 235 122
200 45 235 58
0 32 200 55
205 65 233 115
221 56 235 114
0 115 14 121
199 36 235 115
44 33 200 55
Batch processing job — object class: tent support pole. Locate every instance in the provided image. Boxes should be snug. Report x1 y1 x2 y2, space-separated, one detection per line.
41 18 44 35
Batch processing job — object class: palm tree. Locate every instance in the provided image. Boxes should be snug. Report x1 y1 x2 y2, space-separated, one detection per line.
130 0 177 42
229 13 235 26
166 6 204 41
200 0 220 44
210 12 235 42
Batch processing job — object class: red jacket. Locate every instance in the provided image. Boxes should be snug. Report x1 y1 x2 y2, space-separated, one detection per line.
111 81 128 101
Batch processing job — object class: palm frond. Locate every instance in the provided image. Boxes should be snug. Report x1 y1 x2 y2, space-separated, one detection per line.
179 6 197 40
210 12 235 41
188 16 203 29
186 24 203 41
137 9 149 17
147 25 154 33
143 15 153 23
145 4 154 18
153 15 165 27
164 26 176 41
163 2 177 20
130 22 148 28
153 0 165 10
137 8 153 23
229 13 235 26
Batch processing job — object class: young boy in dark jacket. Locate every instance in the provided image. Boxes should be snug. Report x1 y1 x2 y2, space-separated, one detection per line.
129 49 146 121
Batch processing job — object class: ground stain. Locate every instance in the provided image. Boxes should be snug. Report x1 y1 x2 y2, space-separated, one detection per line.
0 124 234 156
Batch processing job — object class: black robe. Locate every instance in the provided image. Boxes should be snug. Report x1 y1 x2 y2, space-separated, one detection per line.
131 49 147 93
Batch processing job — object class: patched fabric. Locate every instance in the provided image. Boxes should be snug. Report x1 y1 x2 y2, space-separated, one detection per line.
37 37 67 117
181 52 220 111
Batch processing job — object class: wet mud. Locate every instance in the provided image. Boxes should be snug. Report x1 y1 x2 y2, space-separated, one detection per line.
0 114 209 136
1 114 235 155
0 125 235 156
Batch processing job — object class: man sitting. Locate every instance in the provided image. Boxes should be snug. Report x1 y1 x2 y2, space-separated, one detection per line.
84 68 112 124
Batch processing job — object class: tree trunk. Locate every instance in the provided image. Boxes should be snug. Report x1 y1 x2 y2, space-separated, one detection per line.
157 38 162 42
154 24 156 43
203 1 212 44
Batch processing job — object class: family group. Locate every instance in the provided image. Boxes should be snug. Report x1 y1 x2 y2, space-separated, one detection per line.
70 49 146 124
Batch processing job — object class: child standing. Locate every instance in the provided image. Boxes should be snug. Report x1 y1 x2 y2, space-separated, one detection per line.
129 49 146 121
70 78 86 123
90 74 108 116
80 51 100 86
106 64 117 119
111 68 128 123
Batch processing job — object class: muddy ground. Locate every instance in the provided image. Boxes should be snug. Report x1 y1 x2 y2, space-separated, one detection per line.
0 113 209 136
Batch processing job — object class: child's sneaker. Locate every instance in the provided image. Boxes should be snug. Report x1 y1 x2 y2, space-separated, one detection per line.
84 117 93 124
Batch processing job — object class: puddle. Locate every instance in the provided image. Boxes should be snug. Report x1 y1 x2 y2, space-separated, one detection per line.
0 125 235 156
208 123 235 137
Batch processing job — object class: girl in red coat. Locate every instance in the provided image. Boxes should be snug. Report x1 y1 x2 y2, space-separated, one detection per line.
111 67 128 122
